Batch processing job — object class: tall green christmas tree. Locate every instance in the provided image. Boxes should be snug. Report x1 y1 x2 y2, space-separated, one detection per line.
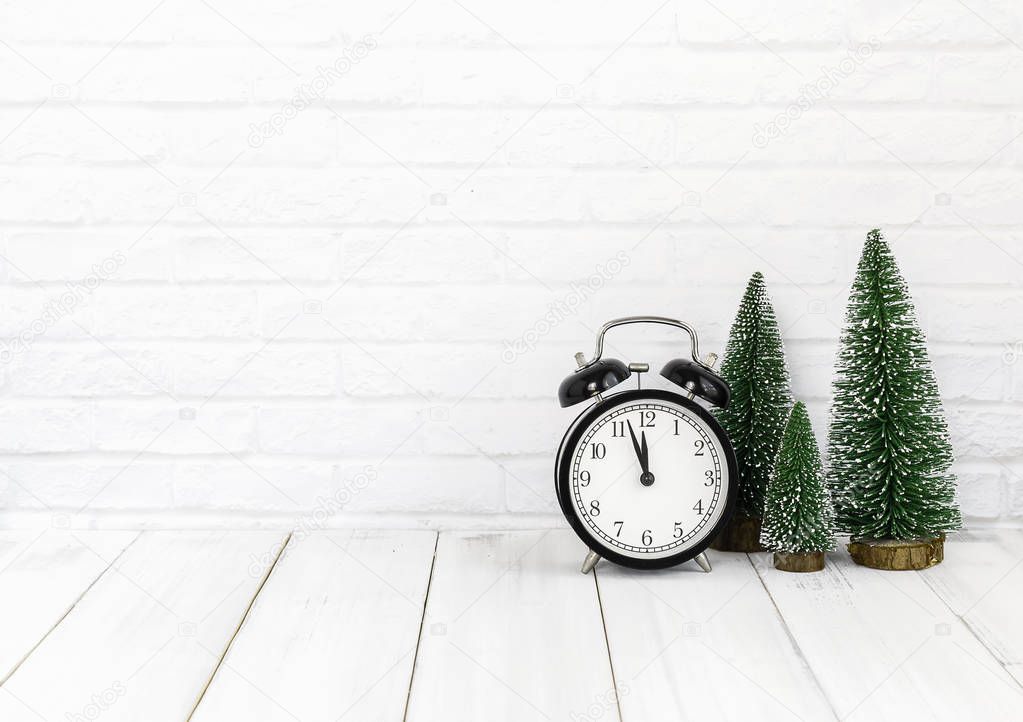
716 272 793 522
761 402 835 555
827 229 960 541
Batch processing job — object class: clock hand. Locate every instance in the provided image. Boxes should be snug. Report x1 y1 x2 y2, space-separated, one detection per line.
626 420 646 470
639 430 654 486
626 420 655 486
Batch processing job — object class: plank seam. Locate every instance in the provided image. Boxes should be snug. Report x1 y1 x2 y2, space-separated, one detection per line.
745 553 841 722
0 530 143 688
916 566 1023 692
401 531 440 722
185 530 293 721
592 570 625 722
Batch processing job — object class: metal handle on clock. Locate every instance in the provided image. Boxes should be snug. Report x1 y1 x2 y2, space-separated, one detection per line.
579 316 705 369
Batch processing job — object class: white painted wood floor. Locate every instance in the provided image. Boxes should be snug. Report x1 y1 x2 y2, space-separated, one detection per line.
1 529 1021 722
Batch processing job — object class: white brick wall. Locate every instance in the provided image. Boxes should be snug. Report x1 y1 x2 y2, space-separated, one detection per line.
1 0 1021 527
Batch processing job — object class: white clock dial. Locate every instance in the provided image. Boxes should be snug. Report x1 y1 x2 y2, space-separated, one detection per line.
569 398 729 560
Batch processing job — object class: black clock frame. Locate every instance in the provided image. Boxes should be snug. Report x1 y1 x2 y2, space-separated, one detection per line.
555 388 738 570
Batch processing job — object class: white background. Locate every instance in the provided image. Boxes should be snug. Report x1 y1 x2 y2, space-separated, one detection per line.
0 0 1020 528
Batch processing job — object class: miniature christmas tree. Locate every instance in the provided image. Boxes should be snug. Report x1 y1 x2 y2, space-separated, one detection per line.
828 229 960 569
761 402 834 572
711 272 792 552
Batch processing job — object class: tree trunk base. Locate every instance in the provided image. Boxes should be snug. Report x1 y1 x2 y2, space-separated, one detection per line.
847 535 945 571
709 513 765 553
773 551 826 573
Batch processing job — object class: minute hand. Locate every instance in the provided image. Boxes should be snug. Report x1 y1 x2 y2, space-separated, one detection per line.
626 420 649 474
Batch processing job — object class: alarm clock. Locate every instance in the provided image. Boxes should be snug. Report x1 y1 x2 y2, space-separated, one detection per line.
555 316 738 574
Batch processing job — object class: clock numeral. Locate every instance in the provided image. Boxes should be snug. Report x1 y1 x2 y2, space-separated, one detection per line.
613 521 623 537
704 469 715 486
692 499 704 515
590 443 606 460
611 421 625 438
694 439 706 456
639 410 656 428
589 500 601 516
673 522 683 539
579 470 591 487
673 419 680 436
642 529 653 546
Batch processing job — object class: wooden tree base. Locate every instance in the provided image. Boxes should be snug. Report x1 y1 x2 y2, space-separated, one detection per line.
773 551 825 573
709 513 765 553
847 535 945 571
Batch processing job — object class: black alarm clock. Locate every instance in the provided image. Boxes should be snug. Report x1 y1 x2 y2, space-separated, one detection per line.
555 316 738 574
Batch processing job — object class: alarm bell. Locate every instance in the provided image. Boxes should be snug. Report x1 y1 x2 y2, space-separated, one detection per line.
660 358 730 409
557 315 730 409
558 358 630 408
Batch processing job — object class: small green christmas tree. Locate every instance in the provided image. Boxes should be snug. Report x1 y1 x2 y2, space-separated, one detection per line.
761 402 835 556
716 272 793 521
827 229 960 541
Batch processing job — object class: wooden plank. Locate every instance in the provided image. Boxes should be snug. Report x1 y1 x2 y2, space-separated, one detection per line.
756 547 1023 721
921 529 1023 673
0 530 286 722
0 530 138 682
406 530 617 721
597 550 836 722
190 529 437 722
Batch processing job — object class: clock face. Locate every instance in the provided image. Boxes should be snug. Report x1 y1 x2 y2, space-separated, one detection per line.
557 390 735 566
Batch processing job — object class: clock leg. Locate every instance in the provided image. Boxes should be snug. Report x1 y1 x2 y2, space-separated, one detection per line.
581 550 601 574
694 552 712 573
